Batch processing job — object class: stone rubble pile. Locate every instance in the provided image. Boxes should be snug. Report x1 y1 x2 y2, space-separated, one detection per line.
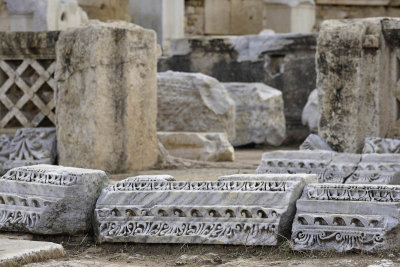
94 174 316 245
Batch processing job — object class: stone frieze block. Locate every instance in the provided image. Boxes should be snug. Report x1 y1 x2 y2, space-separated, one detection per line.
0 165 108 234
292 183 400 252
95 174 316 245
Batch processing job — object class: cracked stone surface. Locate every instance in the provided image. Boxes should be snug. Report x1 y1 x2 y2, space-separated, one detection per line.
256 150 400 184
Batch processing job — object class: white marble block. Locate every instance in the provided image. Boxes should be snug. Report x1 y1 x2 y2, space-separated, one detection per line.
223 82 286 147
292 183 400 252
256 150 400 184
299 134 333 151
0 165 108 235
95 173 316 245
0 128 56 174
157 132 234 162
157 71 236 142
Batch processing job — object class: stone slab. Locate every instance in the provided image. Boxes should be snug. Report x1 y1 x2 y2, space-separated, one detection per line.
95 173 316 245
292 183 400 252
0 164 108 235
157 71 236 142
223 82 286 146
157 132 234 162
0 237 65 266
256 150 400 184
363 137 400 153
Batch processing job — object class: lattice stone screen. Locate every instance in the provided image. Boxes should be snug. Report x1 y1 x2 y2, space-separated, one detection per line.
0 31 60 132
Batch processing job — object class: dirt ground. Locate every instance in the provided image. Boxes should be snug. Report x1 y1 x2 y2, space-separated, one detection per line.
15 147 400 266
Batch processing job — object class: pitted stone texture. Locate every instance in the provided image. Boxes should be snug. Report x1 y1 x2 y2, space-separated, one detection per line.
292 183 400 252
318 18 400 153
301 89 318 133
157 132 234 162
95 174 316 245
56 21 159 173
300 134 333 151
363 137 400 154
0 128 56 174
223 82 286 146
0 165 108 235
157 71 236 142
256 150 400 184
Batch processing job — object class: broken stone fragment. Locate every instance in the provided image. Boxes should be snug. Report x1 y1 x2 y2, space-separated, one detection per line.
157 71 236 142
0 164 108 235
0 128 56 175
299 134 333 151
95 173 316 245
363 137 400 154
292 183 400 252
301 89 318 133
157 132 234 162
223 82 286 147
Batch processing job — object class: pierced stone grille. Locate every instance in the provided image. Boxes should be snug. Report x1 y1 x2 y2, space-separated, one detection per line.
0 58 56 128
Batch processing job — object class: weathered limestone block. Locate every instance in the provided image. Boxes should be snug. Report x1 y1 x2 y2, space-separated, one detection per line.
95 173 316 245
300 134 333 151
256 150 400 184
363 137 400 153
157 132 234 162
157 71 236 142
223 82 286 146
0 165 108 235
159 33 317 143
301 89 318 133
292 183 400 252
0 128 57 174
318 18 400 153
56 21 159 173
4 0 88 31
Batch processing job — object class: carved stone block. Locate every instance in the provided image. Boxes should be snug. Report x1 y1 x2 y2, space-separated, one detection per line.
256 150 400 184
0 128 56 174
95 173 316 245
363 137 400 154
299 134 333 151
0 164 108 235
292 183 400 252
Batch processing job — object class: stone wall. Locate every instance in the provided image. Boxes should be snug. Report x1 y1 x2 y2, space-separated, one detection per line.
78 0 131 22
184 0 205 36
315 0 400 30
0 31 59 133
159 33 317 144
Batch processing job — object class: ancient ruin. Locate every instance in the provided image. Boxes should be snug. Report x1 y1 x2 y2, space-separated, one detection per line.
1 1 400 265
292 183 400 252
56 21 159 173
0 165 108 234
95 174 316 245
